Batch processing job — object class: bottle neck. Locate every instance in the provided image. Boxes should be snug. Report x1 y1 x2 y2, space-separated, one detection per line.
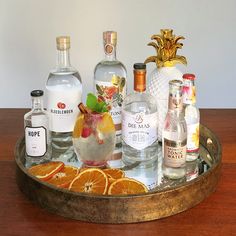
134 69 146 93
32 97 43 111
183 79 196 105
104 43 117 61
168 94 183 113
56 49 71 70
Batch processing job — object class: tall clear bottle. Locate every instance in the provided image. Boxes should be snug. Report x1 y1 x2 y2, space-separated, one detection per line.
94 31 127 165
122 63 158 164
162 80 187 179
182 73 200 161
24 90 51 164
46 36 82 161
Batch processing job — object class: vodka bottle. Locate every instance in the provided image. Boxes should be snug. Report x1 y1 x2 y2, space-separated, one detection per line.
162 80 187 179
182 73 200 161
94 31 127 164
122 63 158 164
46 36 82 161
24 90 51 164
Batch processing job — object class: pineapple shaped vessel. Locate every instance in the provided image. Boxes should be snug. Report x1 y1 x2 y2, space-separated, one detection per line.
145 29 187 141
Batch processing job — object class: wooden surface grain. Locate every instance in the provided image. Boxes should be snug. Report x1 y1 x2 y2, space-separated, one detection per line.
0 109 236 236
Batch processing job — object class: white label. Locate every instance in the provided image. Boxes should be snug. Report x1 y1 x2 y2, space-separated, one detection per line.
25 127 47 157
95 79 126 125
122 111 158 150
187 123 200 152
164 139 187 168
47 88 82 132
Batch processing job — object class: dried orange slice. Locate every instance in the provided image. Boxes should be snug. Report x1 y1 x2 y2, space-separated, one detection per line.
45 165 79 188
73 114 84 138
103 168 125 180
28 161 64 181
108 178 148 195
69 168 108 194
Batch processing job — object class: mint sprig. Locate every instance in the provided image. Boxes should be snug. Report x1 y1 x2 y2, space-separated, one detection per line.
86 93 108 113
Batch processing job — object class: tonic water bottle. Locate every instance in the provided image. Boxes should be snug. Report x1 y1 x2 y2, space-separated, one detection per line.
162 80 187 179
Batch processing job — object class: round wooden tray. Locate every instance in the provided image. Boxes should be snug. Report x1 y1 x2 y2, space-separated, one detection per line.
15 125 221 224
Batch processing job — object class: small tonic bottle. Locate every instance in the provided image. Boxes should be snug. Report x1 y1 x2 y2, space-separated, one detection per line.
162 80 187 179
182 73 200 161
122 63 158 164
46 36 82 161
24 90 51 164
94 31 127 165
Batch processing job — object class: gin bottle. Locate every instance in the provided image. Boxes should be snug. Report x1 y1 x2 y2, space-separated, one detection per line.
46 36 82 161
182 73 200 161
122 63 158 164
162 80 187 179
24 90 51 164
94 31 127 163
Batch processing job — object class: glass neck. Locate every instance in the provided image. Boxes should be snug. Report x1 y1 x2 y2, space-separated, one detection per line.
32 97 43 111
168 93 183 113
183 80 196 104
56 49 71 70
104 44 117 61
134 89 146 94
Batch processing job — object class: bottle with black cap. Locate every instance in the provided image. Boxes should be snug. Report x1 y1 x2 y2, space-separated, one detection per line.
122 63 158 165
24 90 52 164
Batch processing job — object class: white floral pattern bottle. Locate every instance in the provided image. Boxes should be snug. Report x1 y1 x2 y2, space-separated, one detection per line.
183 73 200 161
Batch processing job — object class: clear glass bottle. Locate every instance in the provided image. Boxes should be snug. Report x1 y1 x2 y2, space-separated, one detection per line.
183 73 200 161
24 90 51 164
94 31 127 164
46 36 82 161
162 80 187 179
122 63 158 164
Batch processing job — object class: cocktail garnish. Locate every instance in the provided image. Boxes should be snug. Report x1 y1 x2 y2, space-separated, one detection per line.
86 93 108 113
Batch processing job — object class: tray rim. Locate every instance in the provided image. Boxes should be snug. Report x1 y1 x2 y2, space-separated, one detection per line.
15 124 222 223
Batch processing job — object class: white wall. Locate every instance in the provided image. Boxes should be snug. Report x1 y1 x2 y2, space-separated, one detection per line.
0 0 235 108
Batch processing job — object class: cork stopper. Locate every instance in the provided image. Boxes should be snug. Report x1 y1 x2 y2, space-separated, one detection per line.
103 31 117 45
56 36 70 50
133 63 146 92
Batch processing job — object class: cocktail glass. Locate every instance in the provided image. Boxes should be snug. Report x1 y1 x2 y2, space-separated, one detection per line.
73 111 116 167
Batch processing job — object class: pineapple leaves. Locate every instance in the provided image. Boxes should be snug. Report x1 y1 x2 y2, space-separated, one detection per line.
174 36 185 44
144 56 157 64
145 29 187 68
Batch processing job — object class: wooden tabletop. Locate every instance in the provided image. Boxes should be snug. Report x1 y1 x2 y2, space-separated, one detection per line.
0 109 235 236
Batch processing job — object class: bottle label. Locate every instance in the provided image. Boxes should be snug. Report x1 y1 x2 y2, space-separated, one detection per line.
95 77 126 125
47 88 81 132
25 126 47 157
183 86 196 104
187 123 199 152
122 111 158 150
164 138 187 167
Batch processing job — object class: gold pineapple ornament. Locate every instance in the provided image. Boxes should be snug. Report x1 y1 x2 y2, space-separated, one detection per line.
145 29 187 141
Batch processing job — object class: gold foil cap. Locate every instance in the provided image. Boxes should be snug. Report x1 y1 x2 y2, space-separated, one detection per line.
103 31 117 45
133 63 146 92
56 36 70 50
